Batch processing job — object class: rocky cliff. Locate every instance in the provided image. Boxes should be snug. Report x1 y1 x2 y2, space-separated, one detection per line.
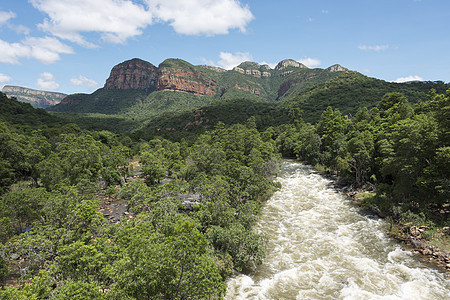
275 59 308 70
50 57 351 114
2 85 67 108
156 60 216 96
327 64 349 73
103 58 216 96
104 58 158 91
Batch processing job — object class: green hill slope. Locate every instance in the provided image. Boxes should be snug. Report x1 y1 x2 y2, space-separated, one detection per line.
280 72 450 122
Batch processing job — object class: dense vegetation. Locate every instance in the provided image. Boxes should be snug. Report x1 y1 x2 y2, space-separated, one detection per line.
276 90 449 228
0 93 280 298
1 83 448 298
281 72 450 123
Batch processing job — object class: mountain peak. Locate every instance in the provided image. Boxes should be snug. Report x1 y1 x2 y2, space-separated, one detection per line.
326 64 348 72
2 85 66 108
104 58 157 91
236 61 262 70
275 59 308 70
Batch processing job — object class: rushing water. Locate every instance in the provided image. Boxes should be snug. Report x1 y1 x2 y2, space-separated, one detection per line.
226 161 450 299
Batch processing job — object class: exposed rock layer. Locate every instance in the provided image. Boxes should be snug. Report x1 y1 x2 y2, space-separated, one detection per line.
104 58 158 91
2 85 67 108
156 67 216 96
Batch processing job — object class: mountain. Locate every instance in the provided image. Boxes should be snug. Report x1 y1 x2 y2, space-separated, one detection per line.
280 71 450 122
48 57 449 128
0 91 62 126
48 58 347 116
2 85 67 108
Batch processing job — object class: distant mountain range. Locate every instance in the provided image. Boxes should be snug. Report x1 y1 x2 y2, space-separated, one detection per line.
2 85 67 108
4 57 449 128
47 58 350 116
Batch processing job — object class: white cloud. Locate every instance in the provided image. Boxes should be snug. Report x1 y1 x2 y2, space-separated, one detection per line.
0 39 29 64
148 0 254 36
358 45 389 52
0 11 30 34
23 37 74 64
30 0 154 47
70 75 98 88
29 0 254 47
0 73 12 89
0 37 73 64
298 57 321 68
37 72 59 90
0 73 12 83
0 11 15 26
393 75 423 83
218 51 253 69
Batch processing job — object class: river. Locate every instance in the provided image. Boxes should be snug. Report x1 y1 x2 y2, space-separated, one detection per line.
225 161 450 299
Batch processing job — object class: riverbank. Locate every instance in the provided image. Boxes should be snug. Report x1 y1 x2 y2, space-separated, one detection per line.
341 187 450 274
313 160 450 274
226 160 450 299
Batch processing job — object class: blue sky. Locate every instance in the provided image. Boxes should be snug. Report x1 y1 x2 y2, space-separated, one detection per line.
0 0 449 94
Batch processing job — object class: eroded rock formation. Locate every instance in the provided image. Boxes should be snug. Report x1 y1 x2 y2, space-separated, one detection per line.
104 58 158 91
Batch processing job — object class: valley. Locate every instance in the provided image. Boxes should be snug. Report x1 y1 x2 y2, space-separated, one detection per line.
0 57 449 299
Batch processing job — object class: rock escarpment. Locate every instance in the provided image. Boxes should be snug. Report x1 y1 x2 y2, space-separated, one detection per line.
49 57 352 114
233 62 272 78
104 58 216 96
104 58 158 91
157 61 216 96
326 64 349 73
275 59 308 70
2 85 67 108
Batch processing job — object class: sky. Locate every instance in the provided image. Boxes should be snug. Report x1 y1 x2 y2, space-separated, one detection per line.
0 0 449 94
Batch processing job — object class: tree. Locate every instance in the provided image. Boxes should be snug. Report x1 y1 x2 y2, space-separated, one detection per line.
110 217 225 299
316 106 347 168
38 134 103 190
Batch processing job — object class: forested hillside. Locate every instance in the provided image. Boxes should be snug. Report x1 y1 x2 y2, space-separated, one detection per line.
0 92 280 298
276 89 449 228
1 86 449 297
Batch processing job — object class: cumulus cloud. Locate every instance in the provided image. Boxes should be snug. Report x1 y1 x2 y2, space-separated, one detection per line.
148 0 254 36
23 37 74 64
30 0 254 47
0 73 12 88
358 45 389 52
298 57 321 68
70 75 99 88
218 51 253 69
30 0 154 47
393 75 423 83
0 11 15 26
37 72 59 90
0 37 73 64
0 11 30 34
0 40 29 64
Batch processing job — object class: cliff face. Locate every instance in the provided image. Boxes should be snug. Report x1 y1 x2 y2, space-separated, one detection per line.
104 58 158 91
275 59 308 70
2 85 67 108
104 58 216 96
50 57 352 114
156 66 216 96
327 64 349 72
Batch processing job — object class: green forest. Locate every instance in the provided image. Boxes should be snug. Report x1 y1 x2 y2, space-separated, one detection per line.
0 87 449 298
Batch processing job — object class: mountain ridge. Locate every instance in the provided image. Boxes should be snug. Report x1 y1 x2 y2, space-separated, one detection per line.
2 85 67 108
48 57 348 115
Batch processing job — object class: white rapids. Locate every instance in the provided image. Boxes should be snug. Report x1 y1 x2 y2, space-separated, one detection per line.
225 161 450 299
